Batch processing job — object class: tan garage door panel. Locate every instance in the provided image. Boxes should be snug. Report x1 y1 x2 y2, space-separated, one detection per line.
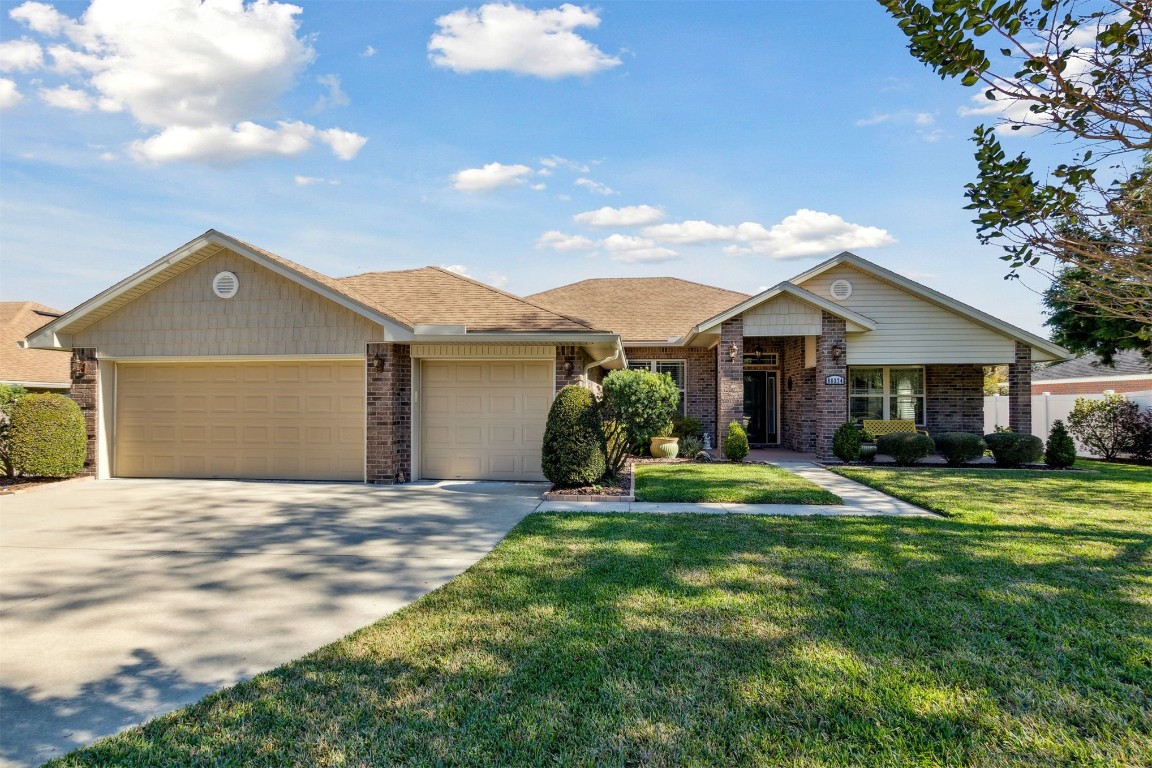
421 360 552 481
116 361 364 481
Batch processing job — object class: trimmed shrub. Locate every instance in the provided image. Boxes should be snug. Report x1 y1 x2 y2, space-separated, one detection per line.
9 393 87 478
1066 394 1137 460
934 432 986 466
671 416 702 440
832 421 862 462
875 432 935 466
1126 409 1152 463
1044 420 1077 469
0 383 29 477
723 421 749 462
541 386 605 487
602 369 681 454
983 431 1044 468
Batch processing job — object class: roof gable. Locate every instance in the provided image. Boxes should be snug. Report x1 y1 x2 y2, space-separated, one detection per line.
691 282 877 338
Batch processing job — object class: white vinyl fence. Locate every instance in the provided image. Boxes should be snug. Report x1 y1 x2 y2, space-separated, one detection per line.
984 390 1152 455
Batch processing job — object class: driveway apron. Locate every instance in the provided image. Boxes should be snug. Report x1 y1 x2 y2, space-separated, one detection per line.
0 478 542 768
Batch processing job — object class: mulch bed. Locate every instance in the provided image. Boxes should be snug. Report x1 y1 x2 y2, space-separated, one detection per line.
544 461 635 501
0 476 75 494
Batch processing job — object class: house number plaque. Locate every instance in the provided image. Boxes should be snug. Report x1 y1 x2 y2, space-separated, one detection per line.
824 375 846 385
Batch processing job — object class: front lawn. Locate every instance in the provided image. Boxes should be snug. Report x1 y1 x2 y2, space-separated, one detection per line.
633 461 842 504
52 461 1151 767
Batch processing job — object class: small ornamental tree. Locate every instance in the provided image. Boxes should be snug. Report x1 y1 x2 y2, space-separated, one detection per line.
1045 420 1077 469
1066 394 1137 460
541 385 605 487
983 431 1044 468
832 421 862 462
601 369 680 454
0 383 28 477
9 393 87 478
723 421 749 462
934 432 987 466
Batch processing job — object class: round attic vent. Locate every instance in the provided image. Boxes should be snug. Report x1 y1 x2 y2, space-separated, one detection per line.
212 271 239 299
829 279 853 301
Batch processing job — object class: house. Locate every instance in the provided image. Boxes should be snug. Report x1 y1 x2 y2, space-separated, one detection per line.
1031 350 1152 396
1 301 70 391
24 230 1069 482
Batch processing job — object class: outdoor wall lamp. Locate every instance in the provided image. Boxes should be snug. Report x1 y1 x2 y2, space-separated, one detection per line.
373 353 387 372
71 359 89 379
563 356 575 376
728 342 739 362
830 344 844 364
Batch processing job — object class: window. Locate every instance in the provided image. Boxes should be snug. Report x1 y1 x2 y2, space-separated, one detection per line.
627 359 687 416
849 366 925 425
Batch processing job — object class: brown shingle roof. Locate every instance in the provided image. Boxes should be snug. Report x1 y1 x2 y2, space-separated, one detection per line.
528 277 750 343
1 302 70 387
338 267 605 333
1034 349 1152 380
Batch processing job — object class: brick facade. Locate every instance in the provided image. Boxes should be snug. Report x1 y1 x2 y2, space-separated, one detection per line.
717 319 744 447
69 348 99 476
365 342 411 484
554 345 590 390
1008 341 1032 434
1032 378 1152 395
625 345 718 441
781 336 817 453
925 365 984 433
814 313 847 460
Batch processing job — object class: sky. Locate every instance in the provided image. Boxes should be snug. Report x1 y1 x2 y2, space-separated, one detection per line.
0 0 1073 337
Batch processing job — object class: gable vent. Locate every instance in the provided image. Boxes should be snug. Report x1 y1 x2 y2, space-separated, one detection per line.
212 271 239 299
829 279 852 301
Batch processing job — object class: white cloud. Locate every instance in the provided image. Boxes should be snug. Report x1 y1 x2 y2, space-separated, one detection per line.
855 113 891 127
536 230 596 251
644 209 894 259
914 112 935 126
441 264 470 275
361 45 377 57
539 155 589 173
0 39 43 71
958 91 1046 135
314 74 349 111
429 3 621 79
0 78 23 109
9 1 70 36
39 84 94 110
530 182 547 190
9 0 365 163
452 161 534 192
602 233 678 263
575 177 616 195
487 272 509 287
295 175 339 186
574 204 664 228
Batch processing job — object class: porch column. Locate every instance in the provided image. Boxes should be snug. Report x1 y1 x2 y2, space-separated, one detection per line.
1008 341 1032 435
815 313 847 460
366 342 412 484
70 348 99 477
717 318 744 449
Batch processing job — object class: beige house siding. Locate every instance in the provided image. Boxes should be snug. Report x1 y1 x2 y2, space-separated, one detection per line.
72 251 382 357
742 295 822 336
797 265 1015 364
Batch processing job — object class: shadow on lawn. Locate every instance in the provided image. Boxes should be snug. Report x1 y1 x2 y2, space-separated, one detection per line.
49 511 1152 767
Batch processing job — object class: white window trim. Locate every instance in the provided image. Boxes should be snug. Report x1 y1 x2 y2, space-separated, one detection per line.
849 365 926 426
627 358 688 416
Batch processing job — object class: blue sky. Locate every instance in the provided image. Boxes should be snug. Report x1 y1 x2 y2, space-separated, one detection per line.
0 0 1065 335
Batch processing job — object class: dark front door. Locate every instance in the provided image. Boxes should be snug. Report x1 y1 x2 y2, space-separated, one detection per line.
742 371 778 445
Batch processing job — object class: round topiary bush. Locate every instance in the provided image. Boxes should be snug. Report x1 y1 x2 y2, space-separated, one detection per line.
723 421 749 462
9 393 87 478
875 432 935 466
541 385 605 487
1045 419 1077 469
983 431 1044 468
933 432 986 466
832 421 862 462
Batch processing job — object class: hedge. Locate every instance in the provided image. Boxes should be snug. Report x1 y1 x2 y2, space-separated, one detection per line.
9 393 87 478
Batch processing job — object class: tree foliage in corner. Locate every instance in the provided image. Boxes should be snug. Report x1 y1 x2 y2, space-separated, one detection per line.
879 0 1152 334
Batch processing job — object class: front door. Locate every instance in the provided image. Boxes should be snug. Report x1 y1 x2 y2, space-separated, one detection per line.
742 370 778 445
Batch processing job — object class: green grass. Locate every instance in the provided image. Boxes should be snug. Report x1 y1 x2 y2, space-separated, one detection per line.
51 461 1151 767
633 461 842 504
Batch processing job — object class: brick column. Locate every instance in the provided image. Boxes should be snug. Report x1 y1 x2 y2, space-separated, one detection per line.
717 318 743 448
815 314 847 460
555 345 586 390
366 343 411 484
1008 341 1032 434
70 348 99 476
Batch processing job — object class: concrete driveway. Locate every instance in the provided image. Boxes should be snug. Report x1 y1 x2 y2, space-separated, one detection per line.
0 478 544 767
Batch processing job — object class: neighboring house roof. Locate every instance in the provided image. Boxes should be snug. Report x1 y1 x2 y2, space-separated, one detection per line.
0 301 70 388
1034 350 1152 381
339 267 603 334
528 277 749 343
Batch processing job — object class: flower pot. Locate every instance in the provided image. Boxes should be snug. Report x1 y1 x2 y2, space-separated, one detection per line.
859 443 877 463
650 436 679 459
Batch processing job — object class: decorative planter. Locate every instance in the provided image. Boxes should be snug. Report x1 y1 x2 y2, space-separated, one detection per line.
859 443 877 463
649 436 680 459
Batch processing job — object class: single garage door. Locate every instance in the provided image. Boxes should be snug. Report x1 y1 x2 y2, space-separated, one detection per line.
421 359 552 481
116 360 364 481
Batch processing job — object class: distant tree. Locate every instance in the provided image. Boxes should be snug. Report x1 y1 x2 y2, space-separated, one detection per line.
880 0 1152 329
1044 265 1152 364
983 365 1008 395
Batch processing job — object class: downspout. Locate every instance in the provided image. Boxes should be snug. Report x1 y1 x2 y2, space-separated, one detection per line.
583 345 622 386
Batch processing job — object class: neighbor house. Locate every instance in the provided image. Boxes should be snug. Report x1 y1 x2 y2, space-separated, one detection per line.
1 301 70 391
25 230 1068 482
1031 350 1152 396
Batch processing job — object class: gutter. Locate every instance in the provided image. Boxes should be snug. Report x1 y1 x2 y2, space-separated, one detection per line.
584 344 623 384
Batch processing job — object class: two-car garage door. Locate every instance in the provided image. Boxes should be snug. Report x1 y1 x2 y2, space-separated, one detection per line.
115 361 364 481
